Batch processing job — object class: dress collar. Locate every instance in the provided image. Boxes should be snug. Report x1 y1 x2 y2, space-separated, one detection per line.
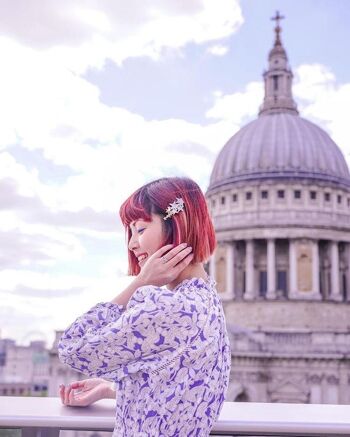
171 274 216 292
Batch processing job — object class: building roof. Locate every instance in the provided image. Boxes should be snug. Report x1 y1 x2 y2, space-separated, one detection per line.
209 112 350 192
208 13 350 193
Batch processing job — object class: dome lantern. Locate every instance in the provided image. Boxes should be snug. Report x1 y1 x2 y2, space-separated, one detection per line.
259 11 298 116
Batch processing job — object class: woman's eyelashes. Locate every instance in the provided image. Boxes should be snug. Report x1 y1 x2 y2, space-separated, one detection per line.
137 228 145 234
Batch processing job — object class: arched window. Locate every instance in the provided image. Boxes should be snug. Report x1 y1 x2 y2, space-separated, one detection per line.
235 391 249 402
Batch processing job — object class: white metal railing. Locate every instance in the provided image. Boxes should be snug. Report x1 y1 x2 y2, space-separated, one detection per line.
1 397 350 436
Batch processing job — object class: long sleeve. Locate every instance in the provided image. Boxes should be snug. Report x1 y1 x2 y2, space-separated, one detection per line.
58 285 209 381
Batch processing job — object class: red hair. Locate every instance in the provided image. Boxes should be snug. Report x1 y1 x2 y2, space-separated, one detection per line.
119 177 216 275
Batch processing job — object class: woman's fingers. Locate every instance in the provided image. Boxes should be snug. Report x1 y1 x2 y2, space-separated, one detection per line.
167 246 192 267
65 384 73 404
60 379 98 407
71 381 84 390
164 243 188 258
153 244 174 258
173 253 194 274
155 243 188 264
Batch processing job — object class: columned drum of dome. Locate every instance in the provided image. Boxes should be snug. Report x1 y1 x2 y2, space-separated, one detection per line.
207 12 350 406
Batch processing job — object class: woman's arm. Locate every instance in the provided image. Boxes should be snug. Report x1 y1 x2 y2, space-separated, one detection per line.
57 285 207 381
110 276 144 307
58 244 195 380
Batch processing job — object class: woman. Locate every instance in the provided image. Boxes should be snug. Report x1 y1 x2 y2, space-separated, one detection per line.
58 177 231 436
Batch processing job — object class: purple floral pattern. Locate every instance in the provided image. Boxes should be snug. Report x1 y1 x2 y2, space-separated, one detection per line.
58 276 231 436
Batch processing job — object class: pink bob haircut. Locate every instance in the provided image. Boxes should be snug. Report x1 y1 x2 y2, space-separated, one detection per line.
119 177 216 276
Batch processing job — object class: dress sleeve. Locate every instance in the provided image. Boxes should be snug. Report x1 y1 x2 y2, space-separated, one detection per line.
58 286 208 381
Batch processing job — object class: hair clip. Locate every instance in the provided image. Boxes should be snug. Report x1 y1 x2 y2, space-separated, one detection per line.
163 197 185 220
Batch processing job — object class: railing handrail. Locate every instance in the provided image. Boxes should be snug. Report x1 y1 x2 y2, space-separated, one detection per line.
2 397 350 436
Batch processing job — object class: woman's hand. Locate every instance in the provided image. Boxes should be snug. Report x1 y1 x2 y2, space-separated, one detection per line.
137 243 194 287
110 243 193 306
59 377 115 407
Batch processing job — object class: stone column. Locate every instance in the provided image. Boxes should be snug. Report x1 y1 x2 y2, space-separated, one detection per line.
309 375 322 404
339 364 348 404
312 240 321 298
209 251 216 280
266 238 276 299
346 243 350 302
330 240 341 301
226 241 235 298
244 239 255 300
288 239 297 298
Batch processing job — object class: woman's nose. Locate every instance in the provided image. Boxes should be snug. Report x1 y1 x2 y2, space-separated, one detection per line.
128 236 139 251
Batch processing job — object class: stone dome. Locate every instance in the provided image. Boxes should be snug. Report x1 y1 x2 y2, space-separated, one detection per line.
208 112 350 193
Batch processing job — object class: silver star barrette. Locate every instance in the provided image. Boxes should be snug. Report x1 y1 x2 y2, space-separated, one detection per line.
163 197 185 220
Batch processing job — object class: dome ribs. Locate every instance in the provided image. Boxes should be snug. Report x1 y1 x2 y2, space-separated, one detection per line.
208 113 350 192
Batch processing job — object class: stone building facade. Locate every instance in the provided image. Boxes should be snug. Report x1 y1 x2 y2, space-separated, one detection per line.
206 15 350 404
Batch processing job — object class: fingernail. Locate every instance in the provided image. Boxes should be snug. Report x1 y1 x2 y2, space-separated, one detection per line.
181 243 188 247
188 246 192 250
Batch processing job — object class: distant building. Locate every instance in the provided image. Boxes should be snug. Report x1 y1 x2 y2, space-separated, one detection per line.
206 13 350 404
0 332 84 398
0 338 49 396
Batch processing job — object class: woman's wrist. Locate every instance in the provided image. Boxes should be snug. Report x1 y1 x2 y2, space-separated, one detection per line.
104 381 116 399
110 276 144 306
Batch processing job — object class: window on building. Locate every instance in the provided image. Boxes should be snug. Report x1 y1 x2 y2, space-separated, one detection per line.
310 191 317 200
261 190 268 199
277 190 285 199
342 273 347 301
235 391 249 402
338 194 342 204
221 196 226 205
348 198 350 207
246 192 252 200
324 192 331 202
232 193 237 202
259 271 267 297
273 75 279 91
277 271 287 296
212 199 216 208
294 190 301 199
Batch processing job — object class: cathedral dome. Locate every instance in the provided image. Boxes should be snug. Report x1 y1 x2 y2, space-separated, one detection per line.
208 12 350 194
208 112 350 192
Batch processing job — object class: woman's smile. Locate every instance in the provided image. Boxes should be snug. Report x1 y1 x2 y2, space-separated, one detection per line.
137 253 148 265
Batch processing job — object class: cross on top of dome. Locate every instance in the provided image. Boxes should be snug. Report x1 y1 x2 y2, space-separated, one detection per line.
271 11 285 46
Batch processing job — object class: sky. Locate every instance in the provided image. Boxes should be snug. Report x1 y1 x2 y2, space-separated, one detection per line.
0 0 349 347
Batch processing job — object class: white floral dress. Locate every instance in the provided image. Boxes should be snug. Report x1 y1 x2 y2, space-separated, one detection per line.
58 276 231 436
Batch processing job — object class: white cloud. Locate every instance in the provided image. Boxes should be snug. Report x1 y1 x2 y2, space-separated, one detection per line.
0 0 243 72
207 44 229 56
293 63 350 167
206 81 264 125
